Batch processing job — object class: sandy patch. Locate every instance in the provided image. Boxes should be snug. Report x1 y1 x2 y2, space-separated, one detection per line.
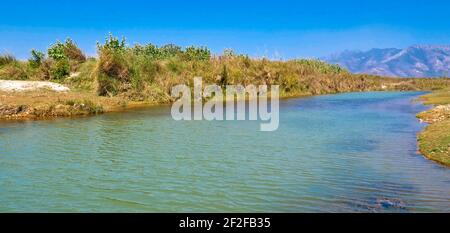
0 80 70 92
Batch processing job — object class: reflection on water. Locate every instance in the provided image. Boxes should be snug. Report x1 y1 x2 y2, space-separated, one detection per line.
0 91 449 212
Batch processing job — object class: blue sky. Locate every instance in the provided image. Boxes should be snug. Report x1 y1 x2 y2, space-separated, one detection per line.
1 0 450 59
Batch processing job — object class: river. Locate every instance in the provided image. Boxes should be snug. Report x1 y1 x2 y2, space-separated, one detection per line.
0 91 449 212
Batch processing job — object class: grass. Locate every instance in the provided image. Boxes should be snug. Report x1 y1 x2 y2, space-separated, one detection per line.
0 54 16 66
93 43 450 102
418 120 450 166
63 99 104 114
417 89 450 166
419 89 450 105
0 62 29 80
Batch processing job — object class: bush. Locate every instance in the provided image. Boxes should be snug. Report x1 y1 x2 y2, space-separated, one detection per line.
29 49 45 68
132 43 182 60
97 33 126 53
48 41 67 60
63 38 86 63
48 39 86 62
134 43 161 59
160 44 182 58
50 59 70 80
184 46 211 61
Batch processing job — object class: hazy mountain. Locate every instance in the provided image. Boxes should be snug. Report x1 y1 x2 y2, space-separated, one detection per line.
324 45 450 77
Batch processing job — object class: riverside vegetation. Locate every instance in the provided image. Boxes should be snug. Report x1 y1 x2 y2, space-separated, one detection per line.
417 90 450 166
0 34 449 166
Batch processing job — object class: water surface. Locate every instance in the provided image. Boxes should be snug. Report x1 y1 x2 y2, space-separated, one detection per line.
0 91 449 212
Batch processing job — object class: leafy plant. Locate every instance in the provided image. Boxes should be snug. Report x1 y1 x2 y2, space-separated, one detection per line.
140 44 162 59
28 49 45 68
48 41 68 60
97 33 126 53
48 39 86 63
184 46 211 61
160 44 182 58
50 59 70 80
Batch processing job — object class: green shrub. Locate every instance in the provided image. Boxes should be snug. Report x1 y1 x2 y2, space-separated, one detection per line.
136 43 162 59
184 46 211 61
48 41 68 60
28 49 45 68
48 39 86 62
132 43 182 60
50 59 70 80
97 33 126 53
160 44 182 57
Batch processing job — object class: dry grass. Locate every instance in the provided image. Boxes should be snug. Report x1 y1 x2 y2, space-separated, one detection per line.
419 89 450 105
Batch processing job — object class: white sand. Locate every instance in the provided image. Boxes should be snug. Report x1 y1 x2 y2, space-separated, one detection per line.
0 80 70 92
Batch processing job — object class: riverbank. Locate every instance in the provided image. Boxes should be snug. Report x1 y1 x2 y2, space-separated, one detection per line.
0 88 159 120
417 90 450 166
0 80 445 121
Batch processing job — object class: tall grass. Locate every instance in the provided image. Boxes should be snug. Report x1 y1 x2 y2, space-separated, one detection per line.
0 54 31 80
86 34 450 102
1 34 450 103
0 54 16 66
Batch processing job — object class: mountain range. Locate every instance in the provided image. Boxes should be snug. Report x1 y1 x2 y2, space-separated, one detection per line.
323 45 450 78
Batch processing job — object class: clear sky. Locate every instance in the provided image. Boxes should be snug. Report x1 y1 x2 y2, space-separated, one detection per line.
1 0 450 59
